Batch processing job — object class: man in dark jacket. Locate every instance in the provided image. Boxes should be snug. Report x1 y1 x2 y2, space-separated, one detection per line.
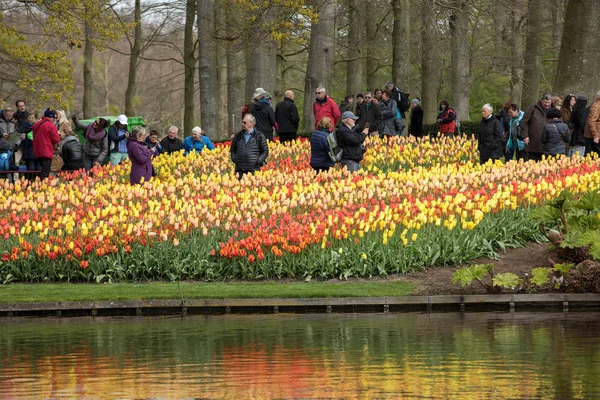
570 96 588 156
356 92 382 135
520 93 552 161
160 126 184 154
253 92 276 141
275 90 300 144
32 109 60 180
409 99 424 138
14 100 29 133
61 132 84 171
478 104 504 165
338 111 369 173
231 114 269 179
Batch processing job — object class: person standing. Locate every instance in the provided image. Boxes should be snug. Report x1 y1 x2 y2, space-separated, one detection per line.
73 113 110 170
570 96 588 156
520 93 553 161
108 115 129 165
313 86 341 129
275 90 300 144
338 111 369 173
253 91 276 141
505 104 527 162
379 91 399 137
160 126 184 154
584 90 600 155
309 117 335 173
356 92 382 136
14 100 29 133
541 108 570 157
477 104 503 165
409 99 424 138
339 95 355 114
128 127 158 185
61 130 84 171
32 109 60 180
230 114 269 179
436 100 457 137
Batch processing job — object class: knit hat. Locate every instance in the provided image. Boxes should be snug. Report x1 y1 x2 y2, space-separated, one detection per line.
411 98 420 106
44 108 56 118
576 95 587 102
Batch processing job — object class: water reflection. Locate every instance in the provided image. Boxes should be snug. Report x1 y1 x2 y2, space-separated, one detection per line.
1 313 599 399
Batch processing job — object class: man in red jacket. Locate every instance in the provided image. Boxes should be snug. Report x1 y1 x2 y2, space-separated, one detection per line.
32 109 60 180
313 86 341 129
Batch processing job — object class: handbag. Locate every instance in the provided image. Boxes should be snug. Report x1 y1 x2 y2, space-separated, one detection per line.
51 154 64 171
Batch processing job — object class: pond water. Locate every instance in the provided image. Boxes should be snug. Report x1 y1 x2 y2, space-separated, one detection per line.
1 312 599 399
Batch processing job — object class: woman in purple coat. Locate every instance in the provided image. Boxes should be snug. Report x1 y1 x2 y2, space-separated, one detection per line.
127 126 158 185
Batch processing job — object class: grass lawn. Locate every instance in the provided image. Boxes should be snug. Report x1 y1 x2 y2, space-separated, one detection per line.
0 281 415 304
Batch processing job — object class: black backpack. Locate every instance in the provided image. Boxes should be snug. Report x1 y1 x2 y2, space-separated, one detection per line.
394 89 409 111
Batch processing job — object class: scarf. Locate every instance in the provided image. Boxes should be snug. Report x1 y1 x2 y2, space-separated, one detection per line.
86 123 105 141
315 95 328 105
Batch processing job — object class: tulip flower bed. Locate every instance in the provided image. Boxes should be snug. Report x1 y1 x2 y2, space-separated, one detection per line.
1 135 599 284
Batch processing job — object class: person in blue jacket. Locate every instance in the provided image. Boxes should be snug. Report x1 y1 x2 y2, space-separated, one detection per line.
183 126 215 155
309 116 335 173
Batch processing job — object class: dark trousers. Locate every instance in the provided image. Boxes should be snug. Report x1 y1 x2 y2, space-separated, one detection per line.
312 166 330 174
528 152 544 162
480 157 499 165
39 158 52 180
236 170 255 180
585 137 600 155
504 147 528 162
278 132 297 144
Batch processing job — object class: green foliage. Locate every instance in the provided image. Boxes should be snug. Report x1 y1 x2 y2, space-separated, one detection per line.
492 273 522 289
452 264 493 289
553 263 575 277
529 189 600 261
530 268 550 287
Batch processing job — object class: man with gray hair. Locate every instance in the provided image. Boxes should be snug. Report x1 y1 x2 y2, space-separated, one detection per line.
583 90 600 155
183 126 215 156
160 126 184 154
275 89 300 144
478 103 503 164
231 113 269 179
313 86 341 129
521 93 553 161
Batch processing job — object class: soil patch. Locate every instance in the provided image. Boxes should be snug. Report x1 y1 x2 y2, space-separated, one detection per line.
397 242 556 295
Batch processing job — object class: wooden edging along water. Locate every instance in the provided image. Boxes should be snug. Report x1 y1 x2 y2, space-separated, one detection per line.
1 293 599 317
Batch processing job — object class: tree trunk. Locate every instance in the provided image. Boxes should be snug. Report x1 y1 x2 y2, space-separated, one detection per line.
245 40 278 102
521 0 544 107
302 0 336 134
124 0 142 117
198 0 218 135
225 4 244 135
420 0 439 124
365 1 377 92
82 21 93 118
183 0 196 137
450 0 471 121
345 0 363 98
391 0 410 90
550 0 564 89
215 0 227 140
555 0 600 100
509 0 526 107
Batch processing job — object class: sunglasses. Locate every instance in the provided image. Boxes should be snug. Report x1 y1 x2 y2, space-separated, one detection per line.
315 92 322 95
